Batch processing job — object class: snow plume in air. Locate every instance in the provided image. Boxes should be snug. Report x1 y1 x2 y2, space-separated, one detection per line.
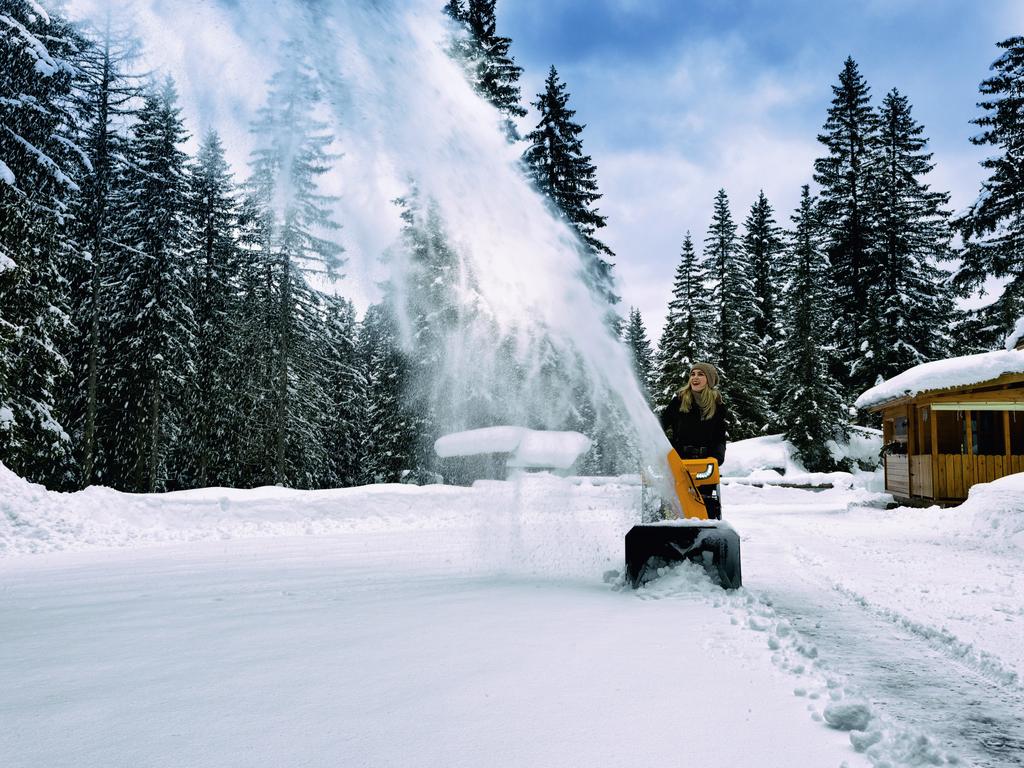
67 0 671 476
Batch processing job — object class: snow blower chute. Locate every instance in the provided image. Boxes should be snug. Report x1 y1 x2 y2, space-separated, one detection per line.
625 451 742 589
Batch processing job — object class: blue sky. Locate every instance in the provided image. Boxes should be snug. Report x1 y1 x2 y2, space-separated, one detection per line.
498 0 1017 336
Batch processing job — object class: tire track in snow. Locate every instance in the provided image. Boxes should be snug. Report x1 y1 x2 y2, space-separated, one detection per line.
745 543 1024 768
634 565 963 767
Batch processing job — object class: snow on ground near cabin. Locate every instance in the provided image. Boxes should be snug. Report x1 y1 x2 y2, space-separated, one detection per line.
2 437 1024 768
855 348 1024 409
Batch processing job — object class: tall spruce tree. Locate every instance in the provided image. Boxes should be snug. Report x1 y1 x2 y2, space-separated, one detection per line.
523 66 618 311
742 191 785 404
65 18 142 486
359 302 420 483
395 189 461 472
776 186 849 470
955 37 1024 348
103 78 195 492
624 307 655 404
179 131 241 487
0 1 83 486
871 88 953 377
321 294 366 487
814 57 881 394
444 0 526 139
653 232 712 407
244 44 345 487
704 189 766 438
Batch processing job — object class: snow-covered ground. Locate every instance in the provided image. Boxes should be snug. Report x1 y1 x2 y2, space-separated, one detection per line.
2 438 1023 768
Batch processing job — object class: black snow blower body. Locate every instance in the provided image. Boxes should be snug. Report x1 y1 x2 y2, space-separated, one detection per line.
625 451 742 589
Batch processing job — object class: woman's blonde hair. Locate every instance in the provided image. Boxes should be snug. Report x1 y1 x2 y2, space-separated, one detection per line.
678 383 718 421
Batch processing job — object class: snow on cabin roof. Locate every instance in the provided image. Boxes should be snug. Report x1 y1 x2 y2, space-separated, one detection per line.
855 348 1024 410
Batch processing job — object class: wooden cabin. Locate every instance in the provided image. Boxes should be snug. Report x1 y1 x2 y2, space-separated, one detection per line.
856 349 1024 504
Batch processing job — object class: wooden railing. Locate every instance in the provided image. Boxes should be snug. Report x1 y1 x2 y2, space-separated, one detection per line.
886 453 1022 501
934 454 1023 500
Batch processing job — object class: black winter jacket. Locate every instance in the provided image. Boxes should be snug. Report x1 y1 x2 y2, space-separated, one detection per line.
659 394 731 465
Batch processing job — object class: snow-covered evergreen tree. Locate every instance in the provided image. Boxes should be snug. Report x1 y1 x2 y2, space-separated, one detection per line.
178 130 242 487
954 37 1024 349
653 232 712 407
871 88 954 376
523 66 618 312
776 186 849 471
444 0 526 140
704 189 766 438
101 78 195 492
359 302 421 484
243 43 345 487
0 3 87 487
321 294 366 488
742 190 785 414
61 18 142 487
395 189 460 472
624 307 655 404
814 57 881 394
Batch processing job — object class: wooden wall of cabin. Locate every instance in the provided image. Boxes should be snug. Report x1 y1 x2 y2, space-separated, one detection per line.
882 404 1022 502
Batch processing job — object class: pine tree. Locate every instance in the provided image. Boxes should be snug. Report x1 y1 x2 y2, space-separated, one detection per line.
0 3 86 486
523 66 618 311
776 186 849 470
359 303 421 483
244 43 346 487
704 189 766 438
653 233 712 407
178 130 242 487
444 0 526 139
871 88 953 378
392 189 462 472
64 17 142 486
814 57 881 394
624 307 655 404
742 191 785 398
321 294 366 487
954 37 1024 348
102 78 195 492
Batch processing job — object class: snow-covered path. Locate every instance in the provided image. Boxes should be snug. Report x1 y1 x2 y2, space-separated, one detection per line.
728 485 1024 767
1 533 856 768
2 466 1023 768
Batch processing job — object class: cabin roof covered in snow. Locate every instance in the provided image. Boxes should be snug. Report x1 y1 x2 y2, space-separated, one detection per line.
855 348 1024 410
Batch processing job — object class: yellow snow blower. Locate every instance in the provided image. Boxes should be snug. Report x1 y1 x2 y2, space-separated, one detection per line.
625 451 742 589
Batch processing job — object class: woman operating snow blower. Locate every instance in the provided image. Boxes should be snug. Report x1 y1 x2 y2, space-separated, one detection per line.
659 362 730 520
624 361 741 588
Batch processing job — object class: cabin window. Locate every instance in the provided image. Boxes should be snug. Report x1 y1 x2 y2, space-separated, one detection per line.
971 411 1006 455
935 410 965 454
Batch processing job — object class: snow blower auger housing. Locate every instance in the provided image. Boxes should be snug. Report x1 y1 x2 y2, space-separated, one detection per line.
626 452 742 589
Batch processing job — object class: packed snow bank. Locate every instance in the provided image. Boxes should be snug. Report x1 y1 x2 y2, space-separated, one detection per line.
855 348 1024 409
0 461 639 573
722 432 883 491
434 427 591 469
956 471 1024 550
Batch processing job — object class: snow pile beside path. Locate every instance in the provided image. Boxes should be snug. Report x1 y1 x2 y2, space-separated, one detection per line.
723 434 801 477
723 433 884 491
958 472 1024 550
0 461 639 572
